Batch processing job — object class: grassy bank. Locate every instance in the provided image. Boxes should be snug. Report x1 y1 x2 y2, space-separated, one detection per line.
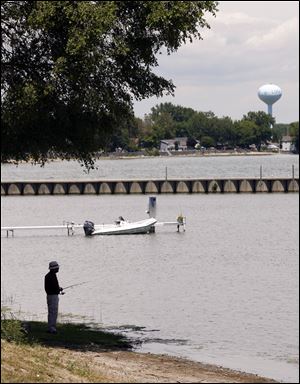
1 318 132 383
2 339 113 382
1 318 278 383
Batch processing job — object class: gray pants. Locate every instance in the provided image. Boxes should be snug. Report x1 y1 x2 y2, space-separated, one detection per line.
47 295 59 332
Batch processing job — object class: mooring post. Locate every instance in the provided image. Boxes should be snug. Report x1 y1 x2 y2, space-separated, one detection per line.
260 165 263 180
165 166 168 180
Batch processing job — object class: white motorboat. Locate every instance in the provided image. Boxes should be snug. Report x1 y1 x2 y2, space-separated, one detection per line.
83 217 157 236
2 197 185 237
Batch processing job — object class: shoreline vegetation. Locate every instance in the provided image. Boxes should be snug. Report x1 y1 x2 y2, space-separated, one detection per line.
2 150 290 166
1 319 278 383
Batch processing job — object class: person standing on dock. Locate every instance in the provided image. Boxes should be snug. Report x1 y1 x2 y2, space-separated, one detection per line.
44 261 64 334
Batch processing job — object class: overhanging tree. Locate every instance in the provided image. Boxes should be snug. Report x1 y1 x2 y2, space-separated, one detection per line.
1 0 218 167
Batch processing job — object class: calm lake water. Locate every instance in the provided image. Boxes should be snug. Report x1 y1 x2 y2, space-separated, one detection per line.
1 155 299 383
1 153 299 180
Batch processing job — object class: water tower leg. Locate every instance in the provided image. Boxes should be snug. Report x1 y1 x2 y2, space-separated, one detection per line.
268 104 273 130
267 104 272 116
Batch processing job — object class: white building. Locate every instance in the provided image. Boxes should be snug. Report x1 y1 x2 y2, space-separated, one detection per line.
160 137 188 151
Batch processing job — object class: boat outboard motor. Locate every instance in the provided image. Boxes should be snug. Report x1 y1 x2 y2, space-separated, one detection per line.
83 220 95 236
147 196 157 218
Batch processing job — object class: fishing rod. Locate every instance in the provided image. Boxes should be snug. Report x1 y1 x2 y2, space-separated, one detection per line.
62 281 90 291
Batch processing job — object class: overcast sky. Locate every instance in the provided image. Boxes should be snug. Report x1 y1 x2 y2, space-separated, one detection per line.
133 1 299 124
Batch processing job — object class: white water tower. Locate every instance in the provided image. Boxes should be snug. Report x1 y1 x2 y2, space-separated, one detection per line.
258 84 282 117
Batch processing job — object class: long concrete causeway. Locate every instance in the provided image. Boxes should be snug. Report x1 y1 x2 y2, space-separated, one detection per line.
1 178 299 195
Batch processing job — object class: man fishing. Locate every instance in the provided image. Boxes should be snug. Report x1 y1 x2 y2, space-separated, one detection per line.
44 261 64 334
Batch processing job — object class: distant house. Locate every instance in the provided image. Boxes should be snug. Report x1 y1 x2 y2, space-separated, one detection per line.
281 135 293 152
160 137 188 151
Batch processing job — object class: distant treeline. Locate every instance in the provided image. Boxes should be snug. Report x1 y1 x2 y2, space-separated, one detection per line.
109 102 299 153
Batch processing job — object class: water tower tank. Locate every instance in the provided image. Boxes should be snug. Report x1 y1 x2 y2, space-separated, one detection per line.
258 84 282 116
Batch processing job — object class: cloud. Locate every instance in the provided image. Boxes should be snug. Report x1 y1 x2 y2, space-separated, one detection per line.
245 17 298 50
133 1 299 123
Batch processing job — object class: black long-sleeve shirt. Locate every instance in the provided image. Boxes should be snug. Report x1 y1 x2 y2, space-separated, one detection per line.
44 271 60 295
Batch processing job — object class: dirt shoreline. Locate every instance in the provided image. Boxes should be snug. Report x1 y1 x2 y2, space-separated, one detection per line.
87 350 280 383
54 348 279 383
2 338 279 383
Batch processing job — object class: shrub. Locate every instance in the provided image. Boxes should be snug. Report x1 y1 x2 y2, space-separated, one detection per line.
1 315 26 344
